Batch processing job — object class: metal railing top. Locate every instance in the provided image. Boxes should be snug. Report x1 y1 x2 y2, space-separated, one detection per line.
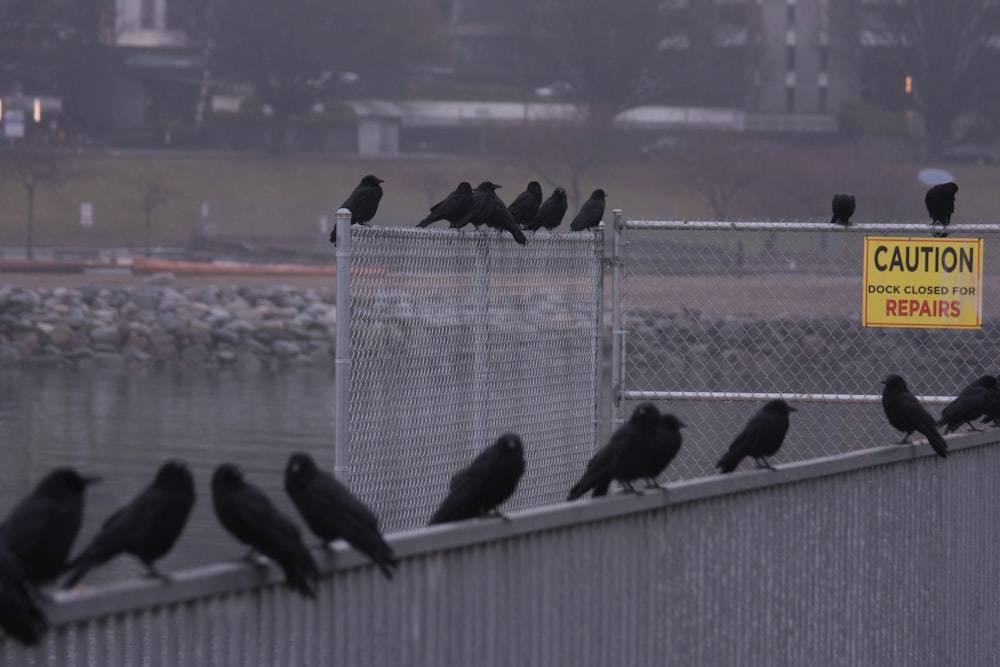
622 390 957 405
45 429 998 628
623 219 1000 234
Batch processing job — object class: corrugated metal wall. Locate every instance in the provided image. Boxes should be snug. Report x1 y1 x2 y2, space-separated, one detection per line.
6 433 999 666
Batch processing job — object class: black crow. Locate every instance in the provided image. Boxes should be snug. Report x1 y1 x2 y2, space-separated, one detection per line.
716 399 796 473
417 181 474 228
567 402 660 499
507 181 543 227
936 375 998 434
831 193 856 226
329 174 384 243
285 452 397 580
0 541 47 646
925 181 958 237
525 187 568 231
0 468 100 586
63 459 196 588
429 433 525 525
881 374 948 458
644 413 685 488
485 193 527 245
454 181 502 229
211 463 319 599
569 189 607 231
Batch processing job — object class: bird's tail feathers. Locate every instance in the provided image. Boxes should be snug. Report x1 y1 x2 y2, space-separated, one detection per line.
920 427 949 458
715 450 741 474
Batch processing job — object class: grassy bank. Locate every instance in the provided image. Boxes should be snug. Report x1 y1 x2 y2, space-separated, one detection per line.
0 149 995 250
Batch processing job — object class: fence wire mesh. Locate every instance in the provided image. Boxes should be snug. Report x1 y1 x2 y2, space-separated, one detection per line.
617 219 1000 480
347 225 603 531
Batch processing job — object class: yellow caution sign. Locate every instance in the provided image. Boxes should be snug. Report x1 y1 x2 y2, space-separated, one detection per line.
863 237 982 329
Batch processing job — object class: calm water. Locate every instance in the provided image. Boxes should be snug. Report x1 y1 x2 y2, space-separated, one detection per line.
0 366 337 586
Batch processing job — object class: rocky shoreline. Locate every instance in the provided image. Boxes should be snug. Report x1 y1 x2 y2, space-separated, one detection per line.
0 275 336 370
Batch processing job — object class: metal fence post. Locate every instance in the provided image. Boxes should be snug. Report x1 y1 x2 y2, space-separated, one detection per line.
473 234 488 449
610 209 625 430
334 208 352 482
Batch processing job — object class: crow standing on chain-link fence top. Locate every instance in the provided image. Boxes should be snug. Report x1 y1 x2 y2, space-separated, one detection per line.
507 181 543 228
936 375 999 434
485 189 528 245
428 433 526 525
716 399 797 474
454 181 501 229
646 414 685 488
567 402 661 499
570 189 608 231
211 463 319 599
880 375 949 458
0 468 100 587
285 452 398 580
329 174 384 244
526 187 568 231
62 459 195 588
925 181 958 238
416 181 474 229
830 193 856 226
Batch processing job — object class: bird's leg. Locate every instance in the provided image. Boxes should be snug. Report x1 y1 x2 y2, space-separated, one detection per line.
619 481 641 495
963 421 980 432
898 433 913 445
644 477 662 490
754 457 776 470
481 510 511 522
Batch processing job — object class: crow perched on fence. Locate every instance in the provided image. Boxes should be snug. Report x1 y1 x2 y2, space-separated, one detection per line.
0 540 47 646
429 433 526 525
417 181 474 228
570 189 607 231
880 374 948 458
507 181 543 228
0 468 100 586
212 463 319 599
330 174 384 243
567 402 661 499
925 181 958 237
456 181 526 244
716 399 796 473
526 187 568 231
63 459 196 588
454 181 501 230
285 452 397 580
644 413 685 487
830 193 856 226
936 375 999 434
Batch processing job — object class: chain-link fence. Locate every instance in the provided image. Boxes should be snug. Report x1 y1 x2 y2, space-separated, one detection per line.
614 216 1000 480
344 225 604 531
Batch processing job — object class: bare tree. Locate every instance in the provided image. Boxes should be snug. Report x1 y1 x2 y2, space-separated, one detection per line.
863 0 1000 157
0 140 70 259
673 134 765 222
209 0 444 152
135 169 172 257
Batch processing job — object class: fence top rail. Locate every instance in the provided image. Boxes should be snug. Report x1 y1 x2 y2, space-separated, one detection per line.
45 428 998 627
622 390 956 405
624 219 1000 234
352 223 603 244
